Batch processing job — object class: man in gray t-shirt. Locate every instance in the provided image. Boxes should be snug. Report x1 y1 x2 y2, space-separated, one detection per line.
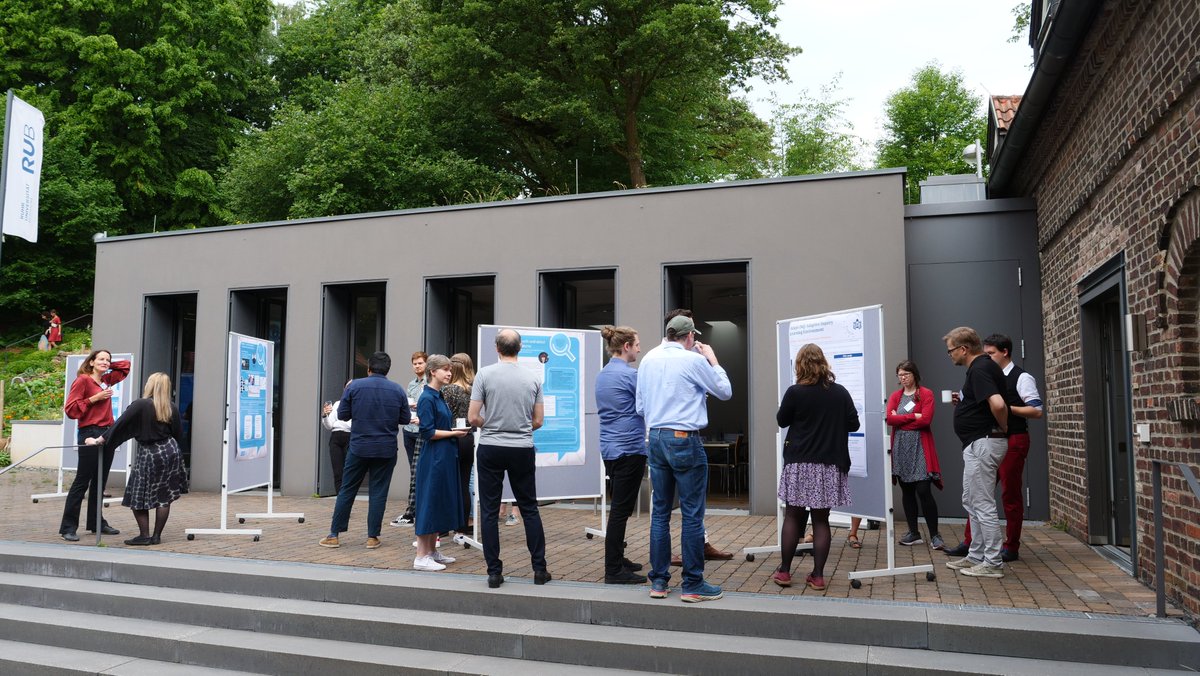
468 329 550 588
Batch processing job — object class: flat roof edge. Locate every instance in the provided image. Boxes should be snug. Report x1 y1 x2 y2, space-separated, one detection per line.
904 197 1036 218
96 168 908 244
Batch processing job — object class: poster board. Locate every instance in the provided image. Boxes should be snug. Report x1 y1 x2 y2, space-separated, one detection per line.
226 332 273 493
476 325 602 500
60 352 135 473
776 306 887 522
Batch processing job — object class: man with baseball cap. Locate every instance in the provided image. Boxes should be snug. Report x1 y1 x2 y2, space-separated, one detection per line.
636 311 732 603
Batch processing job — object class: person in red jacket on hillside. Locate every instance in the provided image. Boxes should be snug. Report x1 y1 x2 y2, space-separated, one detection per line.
884 360 944 550
59 349 131 541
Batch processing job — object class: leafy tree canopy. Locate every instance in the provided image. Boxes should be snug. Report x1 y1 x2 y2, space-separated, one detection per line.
773 74 863 176
875 63 986 204
0 0 273 327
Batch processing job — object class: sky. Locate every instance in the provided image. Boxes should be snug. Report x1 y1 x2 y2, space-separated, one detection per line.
742 1 1035 161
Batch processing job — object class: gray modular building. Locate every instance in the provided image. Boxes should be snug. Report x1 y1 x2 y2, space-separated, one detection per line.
94 169 928 515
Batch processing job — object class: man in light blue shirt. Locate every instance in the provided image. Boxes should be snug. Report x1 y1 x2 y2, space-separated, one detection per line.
636 313 732 603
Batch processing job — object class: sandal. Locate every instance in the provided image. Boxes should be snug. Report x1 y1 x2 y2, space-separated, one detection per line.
846 534 862 549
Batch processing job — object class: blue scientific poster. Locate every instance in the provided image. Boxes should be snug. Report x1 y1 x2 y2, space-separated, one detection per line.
519 329 586 467
234 336 270 461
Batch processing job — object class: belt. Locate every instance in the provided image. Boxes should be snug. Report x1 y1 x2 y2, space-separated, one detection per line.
983 432 1010 439
651 427 697 437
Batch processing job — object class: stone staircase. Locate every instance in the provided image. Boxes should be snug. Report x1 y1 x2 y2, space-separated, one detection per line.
0 541 1195 674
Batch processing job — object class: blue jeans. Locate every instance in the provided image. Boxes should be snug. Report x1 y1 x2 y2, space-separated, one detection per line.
328 450 398 538
647 429 708 593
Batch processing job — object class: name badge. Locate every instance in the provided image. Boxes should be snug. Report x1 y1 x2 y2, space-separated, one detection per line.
903 400 916 412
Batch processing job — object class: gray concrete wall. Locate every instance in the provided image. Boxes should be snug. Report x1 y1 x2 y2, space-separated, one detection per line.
92 170 908 515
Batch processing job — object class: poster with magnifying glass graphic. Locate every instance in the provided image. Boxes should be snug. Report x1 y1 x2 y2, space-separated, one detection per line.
516 329 586 467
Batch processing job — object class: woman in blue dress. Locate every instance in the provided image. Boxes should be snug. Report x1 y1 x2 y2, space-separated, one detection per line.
413 354 469 571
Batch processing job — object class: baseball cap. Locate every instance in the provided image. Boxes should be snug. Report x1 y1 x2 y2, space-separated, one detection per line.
666 315 701 336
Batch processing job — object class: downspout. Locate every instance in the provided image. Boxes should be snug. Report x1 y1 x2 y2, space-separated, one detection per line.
987 1 1103 196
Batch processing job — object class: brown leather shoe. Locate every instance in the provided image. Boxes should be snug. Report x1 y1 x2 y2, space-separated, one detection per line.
704 543 733 560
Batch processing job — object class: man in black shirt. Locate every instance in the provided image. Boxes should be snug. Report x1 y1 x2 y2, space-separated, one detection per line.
943 327 1009 579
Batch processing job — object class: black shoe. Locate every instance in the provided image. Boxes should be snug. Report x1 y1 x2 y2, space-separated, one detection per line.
534 570 552 585
944 542 969 557
487 574 504 588
149 536 161 545
621 558 643 572
61 531 79 542
1000 548 1019 562
123 535 153 546
100 524 120 535
605 569 648 585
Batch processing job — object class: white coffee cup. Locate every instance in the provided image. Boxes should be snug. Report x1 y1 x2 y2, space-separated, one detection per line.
455 417 467 429
941 390 953 404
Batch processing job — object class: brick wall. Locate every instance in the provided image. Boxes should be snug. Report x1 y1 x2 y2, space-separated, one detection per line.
1010 0 1200 617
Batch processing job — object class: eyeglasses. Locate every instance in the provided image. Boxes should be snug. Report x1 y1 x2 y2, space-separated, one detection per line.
946 345 965 355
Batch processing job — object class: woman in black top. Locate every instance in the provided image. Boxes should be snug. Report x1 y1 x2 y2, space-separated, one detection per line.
86 372 189 546
773 344 860 591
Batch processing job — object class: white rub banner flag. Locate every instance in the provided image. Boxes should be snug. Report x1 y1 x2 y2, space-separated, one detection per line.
2 92 46 243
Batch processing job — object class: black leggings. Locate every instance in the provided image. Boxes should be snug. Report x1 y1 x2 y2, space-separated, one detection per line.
899 479 939 537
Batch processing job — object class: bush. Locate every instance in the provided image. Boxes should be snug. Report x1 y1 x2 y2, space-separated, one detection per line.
1 326 92 437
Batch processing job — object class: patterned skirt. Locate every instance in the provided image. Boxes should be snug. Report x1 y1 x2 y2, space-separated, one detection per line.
778 462 852 509
122 437 189 510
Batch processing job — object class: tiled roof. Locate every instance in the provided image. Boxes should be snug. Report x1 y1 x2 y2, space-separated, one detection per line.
991 95 1022 131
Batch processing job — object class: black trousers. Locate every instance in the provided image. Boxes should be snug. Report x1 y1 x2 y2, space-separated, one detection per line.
476 443 546 576
456 434 475 531
604 454 647 576
60 425 113 534
328 430 350 495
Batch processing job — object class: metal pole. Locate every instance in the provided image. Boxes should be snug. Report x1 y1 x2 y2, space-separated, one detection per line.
1153 460 1164 618
94 442 104 546
0 90 15 273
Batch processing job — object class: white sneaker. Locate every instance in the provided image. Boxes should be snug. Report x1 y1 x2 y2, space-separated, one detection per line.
390 514 414 527
431 550 456 564
413 556 446 571
452 533 468 545
961 562 1004 578
505 514 519 526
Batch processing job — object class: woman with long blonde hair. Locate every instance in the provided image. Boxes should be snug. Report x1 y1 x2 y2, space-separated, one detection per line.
445 353 476 533
772 344 860 591
86 372 189 546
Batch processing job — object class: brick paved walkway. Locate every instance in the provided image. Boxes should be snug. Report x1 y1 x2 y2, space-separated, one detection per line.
0 467 1174 617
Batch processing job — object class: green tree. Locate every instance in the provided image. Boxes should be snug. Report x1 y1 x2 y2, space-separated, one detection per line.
875 63 987 204
221 80 521 221
0 0 273 326
773 74 862 176
413 0 795 191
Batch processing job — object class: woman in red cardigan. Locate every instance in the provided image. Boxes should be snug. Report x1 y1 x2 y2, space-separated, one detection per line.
884 360 944 550
59 349 131 541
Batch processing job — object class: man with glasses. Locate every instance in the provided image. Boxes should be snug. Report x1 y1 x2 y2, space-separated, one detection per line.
943 327 1009 579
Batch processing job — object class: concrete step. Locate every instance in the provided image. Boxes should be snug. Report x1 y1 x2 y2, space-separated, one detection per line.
0 638 255 675
0 599 1175 676
0 541 1196 673
0 604 661 676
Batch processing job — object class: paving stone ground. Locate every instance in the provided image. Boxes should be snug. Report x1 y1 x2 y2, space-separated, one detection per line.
0 467 1175 617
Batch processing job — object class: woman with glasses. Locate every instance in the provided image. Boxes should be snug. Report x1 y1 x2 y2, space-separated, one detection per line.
885 360 944 550
445 353 476 535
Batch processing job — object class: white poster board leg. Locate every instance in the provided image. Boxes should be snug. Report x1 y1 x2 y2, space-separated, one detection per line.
186 426 261 541
583 460 608 540
846 462 934 587
236 426 305 524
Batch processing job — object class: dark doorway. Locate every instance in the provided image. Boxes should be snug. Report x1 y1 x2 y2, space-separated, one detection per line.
1080 263 1135 564
663 262 750 508
229 288 287 488
907 259 1040 519
142 294 197 472
425 276 494 359
539 269 616 331
318 283 385 496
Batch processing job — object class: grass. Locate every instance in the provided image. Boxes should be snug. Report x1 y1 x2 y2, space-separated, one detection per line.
1 326 94 444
